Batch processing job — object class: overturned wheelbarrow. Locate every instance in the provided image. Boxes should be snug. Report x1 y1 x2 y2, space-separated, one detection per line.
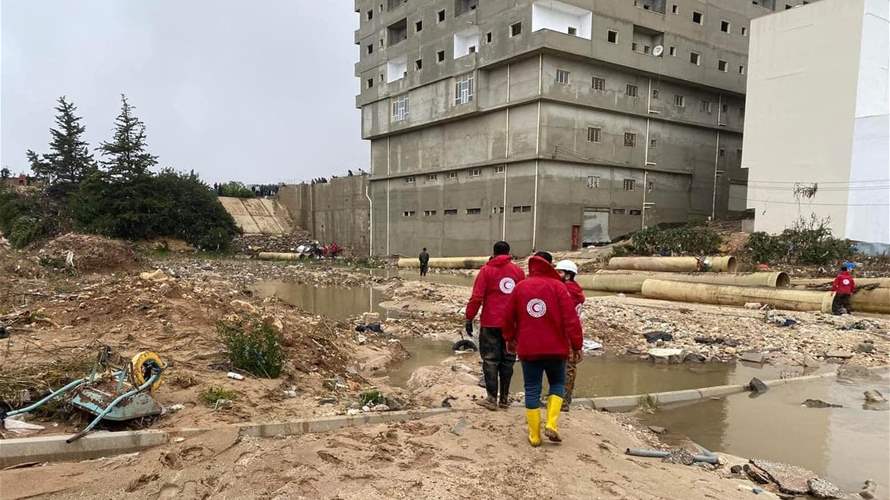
4 347 167 443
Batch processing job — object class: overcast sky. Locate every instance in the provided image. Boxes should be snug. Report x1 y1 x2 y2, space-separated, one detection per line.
1 0 365 184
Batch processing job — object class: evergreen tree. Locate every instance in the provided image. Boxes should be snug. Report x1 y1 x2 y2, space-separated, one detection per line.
99 94 157 182
26 96 96 186
0 168 10 180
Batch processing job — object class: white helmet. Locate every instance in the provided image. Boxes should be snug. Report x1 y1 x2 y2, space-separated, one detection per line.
555 260 578 275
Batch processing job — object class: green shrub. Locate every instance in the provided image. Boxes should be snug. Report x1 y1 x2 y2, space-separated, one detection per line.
218 181 255 198
200 386 238 407
745 231 786 264
630 225 721 256
0 188 58 248
217 317 285 378
743 216 852 266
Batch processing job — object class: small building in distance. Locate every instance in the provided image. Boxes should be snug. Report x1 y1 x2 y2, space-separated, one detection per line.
742 0 889 245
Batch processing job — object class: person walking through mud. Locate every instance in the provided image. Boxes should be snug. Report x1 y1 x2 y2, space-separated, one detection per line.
831 263 856 314
418 248 430 277
465 241 525 410
555 259 584 412
502 252 583 446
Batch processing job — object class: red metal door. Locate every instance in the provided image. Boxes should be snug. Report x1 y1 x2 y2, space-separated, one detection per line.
571 225 580 250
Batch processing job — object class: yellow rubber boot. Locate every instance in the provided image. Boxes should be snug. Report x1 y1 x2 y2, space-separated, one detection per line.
544 395 563 442
525 409 542 447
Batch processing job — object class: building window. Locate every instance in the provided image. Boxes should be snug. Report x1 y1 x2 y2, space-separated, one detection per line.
405 176 415 183
739 65 745 75
468 168 481 177
587 176 600 189
649 138 657 148
701 100 712 113
448 171 457 179
510 22 522 37
455 73 475 105
626 84 638 97
719 148 726 157
567 26 577 35
629 209 642 215
367 44 374 55
690 52 701 65
624 132 636 147
587 127 601 143
512 205 532 213
722 103 729 113
674 94 685 107
402 210 416 217
692 11 703 24
486 32 492 43
720 20 731 33
437 50 445 62
466 208 481 215
392 95 409 121
718 60 728 72
380 38 384 48
556 69 570 85
379 73 384 82
367 78 374 89
444 208 458 215
652 88 659 99
367 10 373 20
492 206 504 214
427 174 437 181
415 59 423 70
607 30 618 43
623 179 635 191
592 77 605 91
424 210 437 216
495 165 505 173
669 46 677 56
613 208 626 214
415 20 422 32
741 26 747 36
437 9 446 22
671 4 678 14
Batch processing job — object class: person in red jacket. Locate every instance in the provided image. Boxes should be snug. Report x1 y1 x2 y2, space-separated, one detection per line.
555 259 584 412
502 252 583 447
465 241 526 410
831 264 856 315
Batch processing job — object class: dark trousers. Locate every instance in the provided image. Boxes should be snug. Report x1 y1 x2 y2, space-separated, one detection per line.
420 265 428 276
479 327 516 402
832 293 852 315
521 358 566 409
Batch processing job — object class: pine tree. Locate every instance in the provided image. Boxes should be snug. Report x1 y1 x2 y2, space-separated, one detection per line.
26 96 96 186
99 94 157 182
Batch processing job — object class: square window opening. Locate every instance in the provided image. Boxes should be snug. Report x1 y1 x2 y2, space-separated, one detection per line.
626 84 638 97
466 208 481 215
415 59 423 70
692 11 703 24
556 69 570 85
623 179 635 191
592 76 605 91
607 30 618 43
511 22 522 37
587 127 601 143
718 60 728 72
674 94 685 107
437 9 446 22
485 32 492 43
469 168 481 177
624 132 636 147
669 46 676 56
720 20 731 33
455 73 475 105
690 52 701 65
415 20 423 32
587 176 601 189
437 50 445 62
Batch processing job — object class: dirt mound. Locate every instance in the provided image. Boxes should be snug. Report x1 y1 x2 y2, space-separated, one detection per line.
38 233 138 272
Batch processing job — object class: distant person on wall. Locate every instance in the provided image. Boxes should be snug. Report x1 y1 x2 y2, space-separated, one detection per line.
419 248 430 277
465 241 525 410
831 262 856 315
502 251 583 446
555 259 584 412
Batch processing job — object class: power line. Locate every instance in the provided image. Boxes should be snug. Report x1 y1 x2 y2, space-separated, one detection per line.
732 196 890 207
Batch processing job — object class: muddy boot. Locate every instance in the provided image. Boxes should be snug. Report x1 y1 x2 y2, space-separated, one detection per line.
498 395 510 409
561 393 572 413
476 395 498 411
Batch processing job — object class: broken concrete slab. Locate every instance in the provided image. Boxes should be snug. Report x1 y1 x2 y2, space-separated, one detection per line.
751 458 816 495
749 377 769 395
807 477 842 499
824 350 854 359
801 399 842 408
648 348 685 364
739 351 766 364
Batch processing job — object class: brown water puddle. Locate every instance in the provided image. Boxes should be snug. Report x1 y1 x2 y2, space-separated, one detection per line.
253 280 388 321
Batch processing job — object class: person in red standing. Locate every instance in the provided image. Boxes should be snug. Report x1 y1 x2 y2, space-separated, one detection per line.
831 263 856 315
555 259 584 412
465 241 526 410
502 252 583 447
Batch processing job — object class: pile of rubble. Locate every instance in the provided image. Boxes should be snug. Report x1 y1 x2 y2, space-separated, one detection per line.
37 233 138 273
231 230 312 255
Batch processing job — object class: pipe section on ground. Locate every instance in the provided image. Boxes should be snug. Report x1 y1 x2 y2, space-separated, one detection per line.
607 256 737 273
577 271 791 293
640 279 834 313
791 277 890 288
256 252 301 261
397 257 489 269
852 288 890 314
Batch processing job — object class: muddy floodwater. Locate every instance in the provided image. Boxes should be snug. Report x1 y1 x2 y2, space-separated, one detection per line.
639 372 890 493
253 280 388 321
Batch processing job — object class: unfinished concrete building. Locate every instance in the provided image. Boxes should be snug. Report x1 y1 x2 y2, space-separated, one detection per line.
355 0 814 257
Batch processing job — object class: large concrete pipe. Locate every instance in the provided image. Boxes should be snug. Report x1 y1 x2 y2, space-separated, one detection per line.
578 271 791 294
852 288 890 314
257 252 301 261
607 256 737 273
791 277 890 288
640 279 835 313
397 257 490 269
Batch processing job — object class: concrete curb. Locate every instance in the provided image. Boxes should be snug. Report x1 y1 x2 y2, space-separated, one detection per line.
0 408 451 468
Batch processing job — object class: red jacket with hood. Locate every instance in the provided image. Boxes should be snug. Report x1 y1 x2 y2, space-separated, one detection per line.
832 271 856 295
465 254 526 328
564 280 585 312
502 256 584 360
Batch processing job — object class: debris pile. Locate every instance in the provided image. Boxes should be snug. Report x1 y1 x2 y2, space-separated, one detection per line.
37 233 138 272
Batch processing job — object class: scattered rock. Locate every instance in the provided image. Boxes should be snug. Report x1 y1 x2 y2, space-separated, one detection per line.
744 302 763 309
801 399 842 408
750 459 815 495
724 347 737 355
140 269 170 282
662 448 695 465
824 350 854 359
749 377 769 395
744 463 771 484
318 396 337 405
229 299 258 315
694 336 723 345
683 352 706 363
859 479 877 499
730 464 744 474
855 343 875 354
838 365 870 380
451 363 474 374
807 477 842 499
739 351 765 364
863 390 886 403
800 355 820 368
647 425 667 435
648 348 685 364
644 331 673 343
450 417 468 436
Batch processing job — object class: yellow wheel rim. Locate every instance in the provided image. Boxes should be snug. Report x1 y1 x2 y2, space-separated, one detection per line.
130 351 165 392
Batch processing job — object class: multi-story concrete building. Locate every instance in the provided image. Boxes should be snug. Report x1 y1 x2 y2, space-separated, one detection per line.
355 0 812 257
743 0 889 246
